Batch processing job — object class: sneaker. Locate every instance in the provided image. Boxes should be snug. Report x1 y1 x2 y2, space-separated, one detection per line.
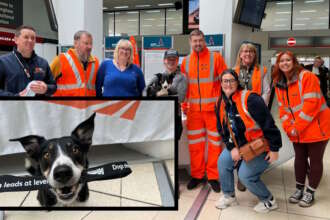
298 192 314 207
237 179 246 192
289 189 303 204
254 197 278 213
208 180 221 193
187 178 203 190
215 194 238 209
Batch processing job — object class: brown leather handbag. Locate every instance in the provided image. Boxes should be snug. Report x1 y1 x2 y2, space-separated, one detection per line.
225 111 269 162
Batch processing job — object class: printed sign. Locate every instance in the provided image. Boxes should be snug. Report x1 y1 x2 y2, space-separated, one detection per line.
143 36 172 49
0 0 23 28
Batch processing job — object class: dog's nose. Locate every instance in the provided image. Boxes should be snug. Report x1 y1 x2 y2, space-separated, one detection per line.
53 165 73 183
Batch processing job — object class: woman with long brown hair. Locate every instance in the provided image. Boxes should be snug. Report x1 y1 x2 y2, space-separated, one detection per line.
273 51 330 207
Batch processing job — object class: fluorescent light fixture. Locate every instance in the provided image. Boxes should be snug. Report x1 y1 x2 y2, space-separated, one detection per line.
157 24 165 27
127 19 137 22
295 17 311 20
276 1 292 5
158 3 174 6
275 11 290 14
146 10 161 13
126 11 139 14
144 18 155 21
305 0 324 3
166 17 174 20
107 12 114 15
167 9 177 12
312 23 327 25
299 10 317 13
136 4 151 8
142 24 152 27
293 23 306 26
318 16 328 19
114 6 128 9
103 7 108 10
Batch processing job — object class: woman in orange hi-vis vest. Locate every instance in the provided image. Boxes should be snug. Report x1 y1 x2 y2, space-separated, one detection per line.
234 43 270 105
273 51 330 207
181 30 227 193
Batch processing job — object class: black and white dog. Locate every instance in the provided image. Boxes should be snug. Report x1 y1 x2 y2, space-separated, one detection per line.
146 73 174 97
10 113 96 207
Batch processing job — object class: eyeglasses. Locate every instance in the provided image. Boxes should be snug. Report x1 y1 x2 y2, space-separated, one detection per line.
222 79 237 84
241 50 254 54
119 47 131 52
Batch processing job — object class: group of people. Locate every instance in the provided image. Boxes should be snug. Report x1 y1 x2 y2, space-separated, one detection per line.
0 26 329 213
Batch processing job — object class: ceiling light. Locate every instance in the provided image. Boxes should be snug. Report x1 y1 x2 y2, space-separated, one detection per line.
275 18 288 21
144 18 155 21
318 16 328 19
293 23 306 25
274 24 287 27
146 10 161 13
142 24 152 27
114 6 129 9
126 11 139 14
158 3 174 6
167 9 177 12
305 0 324 3
103 7 108 10
157 24 165 27
299 10 317 13
166 17 174 20
136 4 151 8
275 11 290 14
312 23 327 25
127 19 137 22
276 1 292 5
295 17 311 20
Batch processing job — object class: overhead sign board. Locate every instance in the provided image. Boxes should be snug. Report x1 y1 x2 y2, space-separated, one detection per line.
0 0 23 28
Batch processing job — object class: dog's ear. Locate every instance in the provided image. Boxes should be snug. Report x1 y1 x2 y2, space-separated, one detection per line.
10 135 46 160
71 113 96 148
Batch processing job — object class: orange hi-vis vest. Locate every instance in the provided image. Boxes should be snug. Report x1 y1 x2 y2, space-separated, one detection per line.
129 36 140 67
275 70 330 143
54 49 99 96
235 65 267 95
181 47 227 111
217 90 264 142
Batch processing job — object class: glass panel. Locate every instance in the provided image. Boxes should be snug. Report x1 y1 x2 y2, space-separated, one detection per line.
292 0 329 30
103 12 114 36
166 8 183 35
140 9 165 35
115 11 139 36
261 0 292 31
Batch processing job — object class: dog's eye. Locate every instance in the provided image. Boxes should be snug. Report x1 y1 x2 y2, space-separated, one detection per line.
72 146 80 154
43 152 50 160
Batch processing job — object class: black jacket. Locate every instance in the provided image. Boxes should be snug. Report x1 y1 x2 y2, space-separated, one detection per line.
305 64 328 98
0 48 56 96
215 91 282 152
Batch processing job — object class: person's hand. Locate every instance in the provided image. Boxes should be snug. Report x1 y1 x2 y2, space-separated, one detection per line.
156 88 168 97
265 151 279 163
231 148 241 163
19 88 28 96
30 81 48 94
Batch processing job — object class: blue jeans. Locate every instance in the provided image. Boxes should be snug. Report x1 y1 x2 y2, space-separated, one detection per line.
218 148 272 202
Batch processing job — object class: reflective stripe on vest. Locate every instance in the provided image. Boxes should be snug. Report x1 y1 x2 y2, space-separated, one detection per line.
187 128 206 135
280 114 289 122
303 92 321 100
208 139 221 147
189 97 218 104
57 53 96 90
207 129 220 138
241 90 261 130
185 52 216 84
299 111 313 122
188 137 206 145
260 65 264 94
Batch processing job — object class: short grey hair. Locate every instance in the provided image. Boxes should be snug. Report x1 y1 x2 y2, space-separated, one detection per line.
74 30 92 41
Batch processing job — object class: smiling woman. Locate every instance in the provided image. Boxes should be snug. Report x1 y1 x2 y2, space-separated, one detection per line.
96 39 146 97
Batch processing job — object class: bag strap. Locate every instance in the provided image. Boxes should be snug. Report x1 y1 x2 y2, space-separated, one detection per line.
224 109 240 150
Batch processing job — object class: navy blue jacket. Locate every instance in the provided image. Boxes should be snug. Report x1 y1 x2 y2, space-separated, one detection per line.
215 91 282 152
0 48 56 96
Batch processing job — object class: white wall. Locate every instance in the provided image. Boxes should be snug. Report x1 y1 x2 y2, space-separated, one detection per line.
52 0 103 61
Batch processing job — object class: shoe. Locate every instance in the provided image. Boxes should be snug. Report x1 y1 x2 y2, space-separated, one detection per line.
289 189 303 204
208 180 221 193
237 179 246 192
253 197 278 213
215 194 238 209
298 192 314 207
187 178 203 190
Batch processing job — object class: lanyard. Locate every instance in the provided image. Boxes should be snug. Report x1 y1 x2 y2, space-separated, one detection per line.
13 51 31 79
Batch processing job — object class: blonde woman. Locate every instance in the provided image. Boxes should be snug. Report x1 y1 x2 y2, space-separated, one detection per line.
234 43 270 105
96 39 145 97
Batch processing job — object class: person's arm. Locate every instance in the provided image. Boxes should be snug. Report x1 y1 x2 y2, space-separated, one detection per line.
43 64 57 96
95 61 106 97
136 67 146 96
289 73 324 135
261 66 271 105
168 73 187 103
247 93 282 152
215 53 228 79
0 60 18 96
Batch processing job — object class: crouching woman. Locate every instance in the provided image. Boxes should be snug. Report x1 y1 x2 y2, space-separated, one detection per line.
215 69 282 213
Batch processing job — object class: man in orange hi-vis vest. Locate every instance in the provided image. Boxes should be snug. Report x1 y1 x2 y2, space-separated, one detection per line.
129 36 140 67
50 30 99 96
181 29 227 192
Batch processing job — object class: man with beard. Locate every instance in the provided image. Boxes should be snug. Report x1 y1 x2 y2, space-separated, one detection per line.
50 30 99 96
